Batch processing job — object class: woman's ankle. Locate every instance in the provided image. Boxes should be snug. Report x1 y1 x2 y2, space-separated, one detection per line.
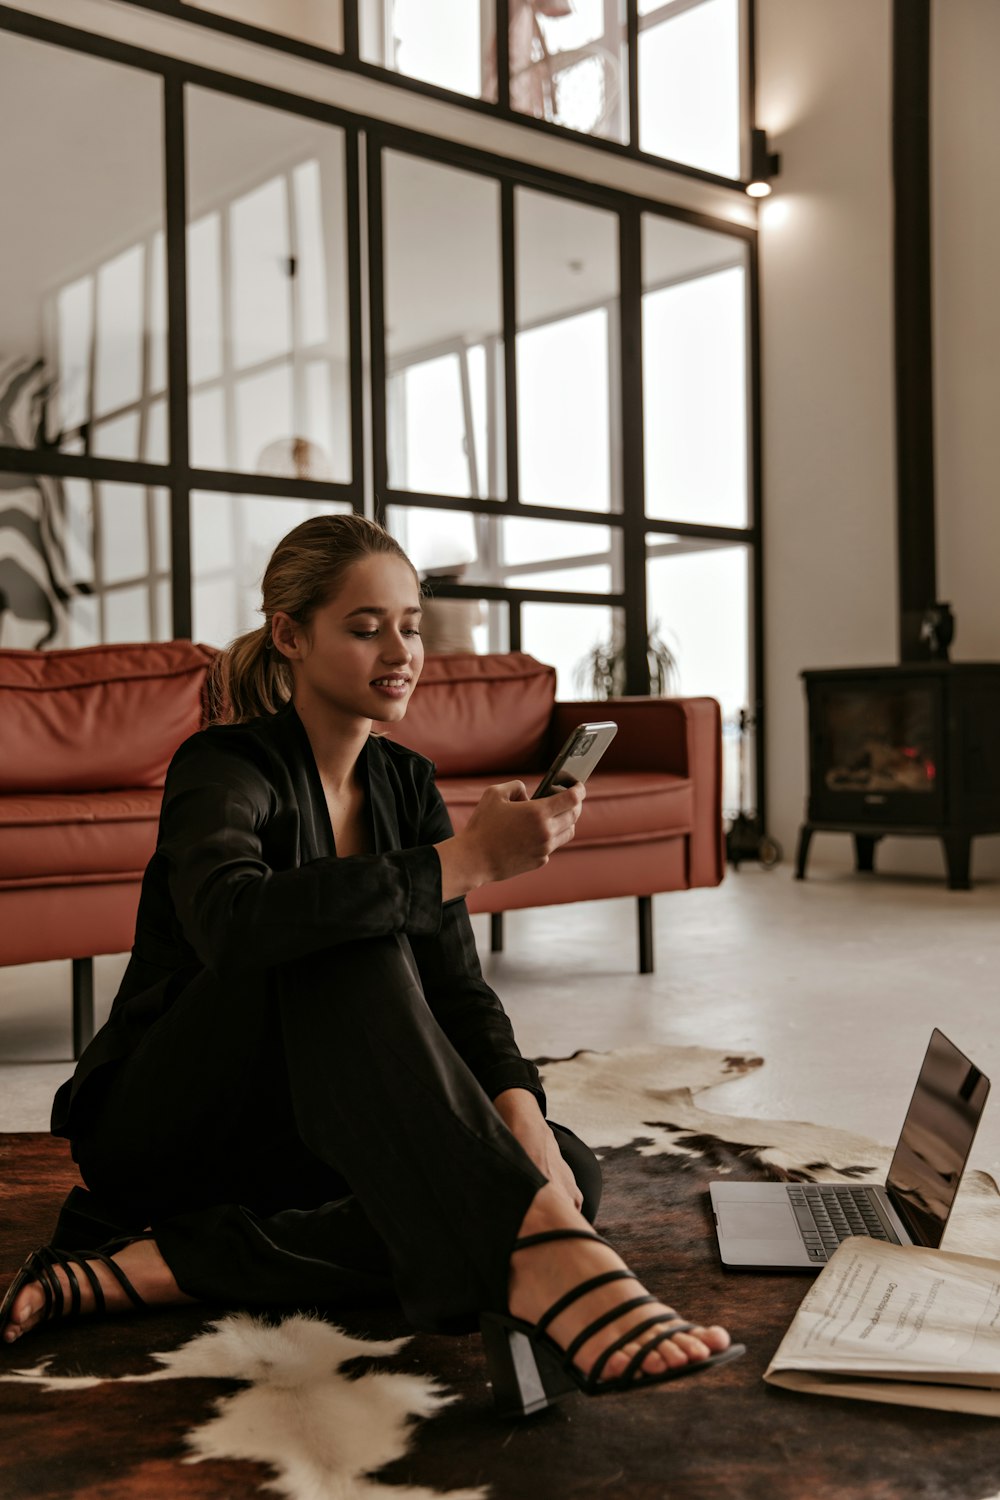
516 1181 588 1243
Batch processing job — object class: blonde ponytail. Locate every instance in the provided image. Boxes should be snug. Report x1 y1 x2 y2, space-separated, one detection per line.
207 622 294 724
208 513 418 725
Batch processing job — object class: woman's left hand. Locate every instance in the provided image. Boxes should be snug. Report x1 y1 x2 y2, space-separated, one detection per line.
492 1088 583 1212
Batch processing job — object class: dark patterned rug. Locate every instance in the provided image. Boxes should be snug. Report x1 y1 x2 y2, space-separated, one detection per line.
3 1045 1000 1500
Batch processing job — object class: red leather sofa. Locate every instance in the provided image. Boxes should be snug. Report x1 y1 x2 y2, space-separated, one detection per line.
0 644 724 1057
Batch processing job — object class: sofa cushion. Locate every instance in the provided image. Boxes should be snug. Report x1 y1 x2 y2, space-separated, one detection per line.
436 771 693 844
0 641 215 794
0 789 162 880
383 652 556 776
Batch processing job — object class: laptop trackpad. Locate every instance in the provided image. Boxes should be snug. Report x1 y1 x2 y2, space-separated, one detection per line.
717 1201 797 1239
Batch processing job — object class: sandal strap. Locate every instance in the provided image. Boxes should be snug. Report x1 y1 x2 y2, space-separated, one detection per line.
536 1268 636 1336
617 1322 696 1386
69 1252 110 1314
512 1229 612 1252
88 1250 148 1312
587 1311 686 1387
31 1250 61 1320
564 1294 658 1363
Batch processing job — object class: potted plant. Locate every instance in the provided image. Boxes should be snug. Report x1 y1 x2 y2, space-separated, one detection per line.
575 620 679 699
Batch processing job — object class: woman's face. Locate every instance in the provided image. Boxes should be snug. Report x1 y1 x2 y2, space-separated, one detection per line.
274 553 424 725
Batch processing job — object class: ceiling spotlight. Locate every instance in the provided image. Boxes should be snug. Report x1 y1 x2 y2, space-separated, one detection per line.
747 127 780 198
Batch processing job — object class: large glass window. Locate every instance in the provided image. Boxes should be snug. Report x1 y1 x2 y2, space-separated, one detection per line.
516 188 620 511
0 32 165 463
383 153 504 500
186 88 353 484
0 17 759 808
125 0 749 181
642 214 749 528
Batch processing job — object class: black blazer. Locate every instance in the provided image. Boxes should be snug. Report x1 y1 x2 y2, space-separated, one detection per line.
52 701 543 1135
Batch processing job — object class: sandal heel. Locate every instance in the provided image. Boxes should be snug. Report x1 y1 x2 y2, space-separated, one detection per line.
480 1313 577 1418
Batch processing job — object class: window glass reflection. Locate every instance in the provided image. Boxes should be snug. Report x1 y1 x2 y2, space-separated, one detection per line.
0 31 166 462
186 88 352 483
386 507 618 597
509 0 627 143
180 0 344 52
516 188 619 511
191 491 353 646
646 535 750 809
0 472 171 648
642 215 749 528
361 0 496 101
384 153 505 500
638 0 741 178
522 602 620 700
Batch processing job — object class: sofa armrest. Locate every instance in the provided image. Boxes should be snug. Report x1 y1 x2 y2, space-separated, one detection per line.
550 697 725 887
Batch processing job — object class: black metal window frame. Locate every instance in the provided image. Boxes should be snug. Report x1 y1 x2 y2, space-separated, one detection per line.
0 2 765 822
114 0 756 193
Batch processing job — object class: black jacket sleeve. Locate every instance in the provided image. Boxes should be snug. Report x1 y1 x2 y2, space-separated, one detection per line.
159 733 444 978
407 773 546 1112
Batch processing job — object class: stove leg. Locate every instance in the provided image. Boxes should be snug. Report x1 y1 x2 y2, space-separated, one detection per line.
854 834 880 873
795 825 814 880
943 835 972 891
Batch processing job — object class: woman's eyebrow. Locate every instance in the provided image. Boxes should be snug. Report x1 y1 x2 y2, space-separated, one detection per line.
344 605 423 618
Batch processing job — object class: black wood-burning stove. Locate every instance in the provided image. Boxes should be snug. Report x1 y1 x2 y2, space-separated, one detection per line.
796 663 1000 888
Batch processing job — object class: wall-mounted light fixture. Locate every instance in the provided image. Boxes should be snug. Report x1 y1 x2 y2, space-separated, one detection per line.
746 127 781 198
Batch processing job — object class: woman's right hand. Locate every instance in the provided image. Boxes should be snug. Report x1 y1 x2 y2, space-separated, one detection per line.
435 781 585 900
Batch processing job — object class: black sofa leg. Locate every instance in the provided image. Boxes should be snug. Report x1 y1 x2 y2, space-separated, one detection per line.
72 957 95 1061
490 913 504 953
637 896 654 974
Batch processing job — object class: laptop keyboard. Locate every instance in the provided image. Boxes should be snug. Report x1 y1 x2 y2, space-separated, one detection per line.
787 1183 902 1263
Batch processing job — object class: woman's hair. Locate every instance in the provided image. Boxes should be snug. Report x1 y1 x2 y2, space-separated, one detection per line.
208 513 418 724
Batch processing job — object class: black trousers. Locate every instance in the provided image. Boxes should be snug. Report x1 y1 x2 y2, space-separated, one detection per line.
68 934 602 1334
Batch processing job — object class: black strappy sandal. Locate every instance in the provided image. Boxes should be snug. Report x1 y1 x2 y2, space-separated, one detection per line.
480 1228 746 1417
0 1235 151 1345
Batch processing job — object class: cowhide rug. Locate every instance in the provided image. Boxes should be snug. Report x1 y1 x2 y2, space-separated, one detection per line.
3 1044 1000 1500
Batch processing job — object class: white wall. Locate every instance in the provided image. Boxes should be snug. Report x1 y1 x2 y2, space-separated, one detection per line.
756 0 898 869
758 0 1000 882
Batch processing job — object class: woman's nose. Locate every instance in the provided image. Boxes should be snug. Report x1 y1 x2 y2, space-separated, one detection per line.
382 636 412 663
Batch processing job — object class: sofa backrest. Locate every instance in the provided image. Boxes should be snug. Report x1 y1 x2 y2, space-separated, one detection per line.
383 652 556 774
0 641 216 794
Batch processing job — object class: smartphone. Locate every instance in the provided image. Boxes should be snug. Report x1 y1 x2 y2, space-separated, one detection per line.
531 722 618 799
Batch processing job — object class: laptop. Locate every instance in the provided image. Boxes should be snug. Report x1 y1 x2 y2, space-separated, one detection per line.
710 1028 990 1270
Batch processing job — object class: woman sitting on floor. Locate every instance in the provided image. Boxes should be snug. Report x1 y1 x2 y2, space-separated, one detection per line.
0 514 742 1416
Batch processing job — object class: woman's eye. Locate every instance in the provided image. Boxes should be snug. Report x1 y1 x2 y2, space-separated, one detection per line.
352 630 378 639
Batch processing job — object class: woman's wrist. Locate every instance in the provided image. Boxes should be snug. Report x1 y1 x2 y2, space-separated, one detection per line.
493 1086 546 1131
433 832 488 902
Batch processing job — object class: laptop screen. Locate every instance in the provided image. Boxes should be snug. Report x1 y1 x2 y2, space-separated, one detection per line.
886 1028 990 1248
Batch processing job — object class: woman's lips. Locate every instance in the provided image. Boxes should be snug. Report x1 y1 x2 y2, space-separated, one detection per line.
370 677 410 699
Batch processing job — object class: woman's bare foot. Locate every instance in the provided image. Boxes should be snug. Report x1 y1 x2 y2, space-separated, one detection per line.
2 1238 197 1344
508 1183 731 1385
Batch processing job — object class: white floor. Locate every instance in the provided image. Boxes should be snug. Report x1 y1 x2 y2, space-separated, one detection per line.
3 858 999 1185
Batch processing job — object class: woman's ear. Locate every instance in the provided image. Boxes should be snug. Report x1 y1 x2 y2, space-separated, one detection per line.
270 611 302 661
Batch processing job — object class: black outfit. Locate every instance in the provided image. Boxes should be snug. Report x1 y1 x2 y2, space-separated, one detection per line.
51 702 600 1333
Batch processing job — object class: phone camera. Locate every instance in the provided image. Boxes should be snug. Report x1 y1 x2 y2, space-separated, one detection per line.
577 733 596 755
